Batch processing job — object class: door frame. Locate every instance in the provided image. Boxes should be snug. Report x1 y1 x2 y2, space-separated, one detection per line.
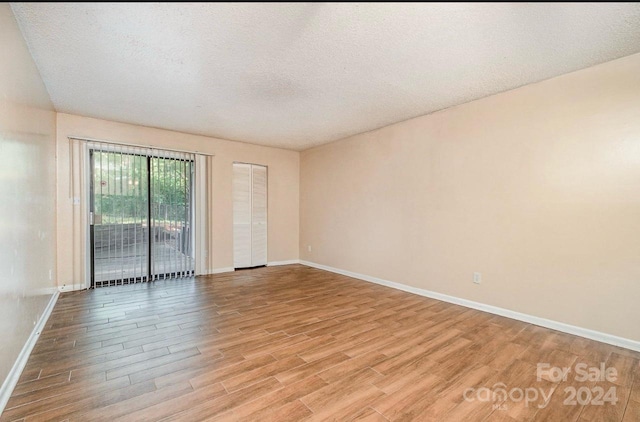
65 136 212 292
86 145 196 287
77 140 92 291
232 161 268 269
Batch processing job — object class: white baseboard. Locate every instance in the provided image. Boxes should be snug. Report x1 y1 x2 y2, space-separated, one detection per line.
31 287 60 296
267 260 301 266
58 282 88 292
207 267 235 275
0 291 60 415
205 262 301 273
299 260 640 353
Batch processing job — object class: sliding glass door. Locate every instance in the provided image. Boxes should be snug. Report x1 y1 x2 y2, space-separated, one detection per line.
150 156 194 279
90 147 194 287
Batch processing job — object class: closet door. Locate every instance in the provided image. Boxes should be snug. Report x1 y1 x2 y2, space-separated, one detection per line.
233 163 252 268
251 165 267 266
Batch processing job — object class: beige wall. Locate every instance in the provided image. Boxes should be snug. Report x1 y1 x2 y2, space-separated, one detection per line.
300 53 640 342
56 113 299 287
0 4 57 387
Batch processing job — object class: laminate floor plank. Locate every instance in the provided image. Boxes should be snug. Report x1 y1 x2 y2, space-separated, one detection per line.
2 264 637 421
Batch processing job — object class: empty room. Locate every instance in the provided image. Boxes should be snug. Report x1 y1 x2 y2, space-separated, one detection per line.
1 2 640 421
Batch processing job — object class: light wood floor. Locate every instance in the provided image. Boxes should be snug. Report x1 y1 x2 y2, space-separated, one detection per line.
2 264 639 421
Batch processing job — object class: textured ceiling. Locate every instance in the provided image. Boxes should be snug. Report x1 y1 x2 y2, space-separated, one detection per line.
11 3 640 150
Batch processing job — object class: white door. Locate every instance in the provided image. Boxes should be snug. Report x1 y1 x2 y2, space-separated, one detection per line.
251 165 267 266
233 163 267 268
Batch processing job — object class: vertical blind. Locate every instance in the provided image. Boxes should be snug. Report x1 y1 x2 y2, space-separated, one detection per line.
149 152 195 281
90 141 195 287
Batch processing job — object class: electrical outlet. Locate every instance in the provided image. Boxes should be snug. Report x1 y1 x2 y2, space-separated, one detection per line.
49 269 53 280
473 272 481 284
307 245 312 252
